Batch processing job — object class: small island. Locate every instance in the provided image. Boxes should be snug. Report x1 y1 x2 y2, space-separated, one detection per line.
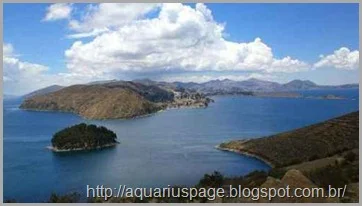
48 123 119 152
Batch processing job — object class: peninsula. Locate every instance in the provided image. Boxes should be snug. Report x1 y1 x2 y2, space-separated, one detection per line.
49 123 118 152
20 80 212 119
218 111 358 167
217 111 359 202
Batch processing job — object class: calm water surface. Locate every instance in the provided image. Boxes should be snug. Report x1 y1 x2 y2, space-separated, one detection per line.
3 88 359 202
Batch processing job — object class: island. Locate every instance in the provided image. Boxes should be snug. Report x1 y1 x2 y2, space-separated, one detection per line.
48 123 119 152
305 94 346 100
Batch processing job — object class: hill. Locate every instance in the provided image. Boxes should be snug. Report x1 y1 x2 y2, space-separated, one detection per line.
23 85 64 98
217 111 359 202
176 78 358 95
20 83 165 119
218 111 359 167
20 80 212 119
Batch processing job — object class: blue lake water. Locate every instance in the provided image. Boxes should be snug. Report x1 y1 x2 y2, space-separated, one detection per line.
3 88 359 202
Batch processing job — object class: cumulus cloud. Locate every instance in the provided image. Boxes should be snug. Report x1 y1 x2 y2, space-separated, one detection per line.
314 47 359 70
64 3 309 78
8 3 356 95
4 43 49 94
3 43 106 95
3 43 14 56
269 56 309 73
67 3 160 37
43 3 72 21
3 43 49 81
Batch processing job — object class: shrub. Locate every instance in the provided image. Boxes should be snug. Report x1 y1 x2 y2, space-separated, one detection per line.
51 123 117 150
198 171 224 188
268 168 287 179
344 151 358 162
48 192 80 203
307 164 349 189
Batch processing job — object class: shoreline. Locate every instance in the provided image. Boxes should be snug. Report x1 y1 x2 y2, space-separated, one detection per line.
20 100 211 120
46 142 119 152
19 92 349 120
215 144 275 168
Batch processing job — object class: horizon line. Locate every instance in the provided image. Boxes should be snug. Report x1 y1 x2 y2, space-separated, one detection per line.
5 77 359 97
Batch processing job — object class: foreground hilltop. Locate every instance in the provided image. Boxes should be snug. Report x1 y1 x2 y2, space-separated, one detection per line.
218 111 359 202
219 111 359 167
20 80 212 119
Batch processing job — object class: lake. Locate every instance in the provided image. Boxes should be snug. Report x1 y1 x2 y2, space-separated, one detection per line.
3 88 359 202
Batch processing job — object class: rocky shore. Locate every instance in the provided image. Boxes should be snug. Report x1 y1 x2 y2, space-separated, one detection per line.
46 142 119 152
51 123 119 152
215 143 275 167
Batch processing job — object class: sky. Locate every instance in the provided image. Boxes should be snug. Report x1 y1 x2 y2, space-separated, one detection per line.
3 3 359 95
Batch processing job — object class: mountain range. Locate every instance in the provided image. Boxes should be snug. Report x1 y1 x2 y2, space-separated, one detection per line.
172 78 358 95
19 78 358 99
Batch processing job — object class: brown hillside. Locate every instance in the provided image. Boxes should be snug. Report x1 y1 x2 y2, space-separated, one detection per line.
20 84 162 119
219 111 359 167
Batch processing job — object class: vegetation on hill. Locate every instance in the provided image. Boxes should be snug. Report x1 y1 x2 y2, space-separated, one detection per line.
20 84 163 119
219 111 359 167
20 81 212 119
216 111 359 202
23 85 64 98
51 123 118 151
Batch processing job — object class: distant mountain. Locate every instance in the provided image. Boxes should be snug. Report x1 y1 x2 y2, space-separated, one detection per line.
23 78 358 101
86 79 118 85
132 78 158 86
235 78 281 91
23 85 64 99
282 80 318 90
173 78 358 95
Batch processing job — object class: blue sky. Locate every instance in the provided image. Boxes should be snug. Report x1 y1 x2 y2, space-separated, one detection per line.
3 3 359 95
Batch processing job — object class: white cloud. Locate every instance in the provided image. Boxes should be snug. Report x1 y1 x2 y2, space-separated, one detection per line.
314 47 359 70
4 43 49 94
3 43 106 95
3 43 14 56
66 28 110 39
43 3 72 21
3 43 49 81
8 3 356 95
268 56 309 73
64 3 309 77
68 3 160 35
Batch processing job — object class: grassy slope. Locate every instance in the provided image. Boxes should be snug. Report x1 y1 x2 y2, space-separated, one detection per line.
219 111 359 167
20 84 162 119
